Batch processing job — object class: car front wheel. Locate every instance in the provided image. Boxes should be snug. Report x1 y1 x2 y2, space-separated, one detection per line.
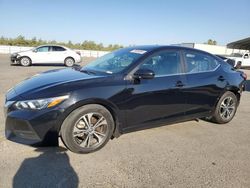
211 91 238 124
20 57 31 66
60 104 115 153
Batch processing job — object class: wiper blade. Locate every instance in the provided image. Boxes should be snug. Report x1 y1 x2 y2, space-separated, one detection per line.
80 69 96 75
71 64 82 71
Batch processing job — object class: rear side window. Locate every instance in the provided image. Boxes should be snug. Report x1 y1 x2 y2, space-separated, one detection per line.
139 50 181 76
184 51 219 73
52 46 66 51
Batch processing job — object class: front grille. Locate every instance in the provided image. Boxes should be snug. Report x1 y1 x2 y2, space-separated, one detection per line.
6 117 40 140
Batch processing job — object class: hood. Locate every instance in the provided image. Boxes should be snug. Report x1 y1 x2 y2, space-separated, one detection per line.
13 49 33 55
7 68 103 100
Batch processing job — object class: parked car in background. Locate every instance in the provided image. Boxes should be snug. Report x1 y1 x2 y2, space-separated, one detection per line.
215 55 236 68
5 46 246 153
10 45 81 67
228 52 250 68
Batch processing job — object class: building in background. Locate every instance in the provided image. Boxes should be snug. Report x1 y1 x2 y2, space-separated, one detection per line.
175 43 248 56
227 37 250 51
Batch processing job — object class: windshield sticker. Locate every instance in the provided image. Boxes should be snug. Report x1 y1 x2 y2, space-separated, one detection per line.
130 49 147 54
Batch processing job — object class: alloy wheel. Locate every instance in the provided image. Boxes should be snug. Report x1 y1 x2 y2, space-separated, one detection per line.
219 97 236 120
72 113 108 148
21 57 30 66
65 58 74 66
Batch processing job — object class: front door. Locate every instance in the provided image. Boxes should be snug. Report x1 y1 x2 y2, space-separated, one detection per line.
123 49 187 132
33 46 51 63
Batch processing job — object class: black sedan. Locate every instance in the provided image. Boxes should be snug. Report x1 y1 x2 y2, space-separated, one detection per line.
4 46 246 153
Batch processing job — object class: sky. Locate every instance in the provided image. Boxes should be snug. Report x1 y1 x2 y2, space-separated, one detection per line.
0 0 249 46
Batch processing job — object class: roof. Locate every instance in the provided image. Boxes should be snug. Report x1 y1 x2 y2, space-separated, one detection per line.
124 45 161 51
127 45 214 55
126 45 197 51
37 44 68 48
227 37 250 50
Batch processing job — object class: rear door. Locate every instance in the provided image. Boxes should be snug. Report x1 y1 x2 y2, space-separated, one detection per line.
123 49 187 132
51 46 67 63
181 50 225 118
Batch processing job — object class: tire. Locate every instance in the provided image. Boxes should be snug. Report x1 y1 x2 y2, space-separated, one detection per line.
60 104 115 153
20 57 31 66
235 61 242 69
64 57 75 67
211 91 238 124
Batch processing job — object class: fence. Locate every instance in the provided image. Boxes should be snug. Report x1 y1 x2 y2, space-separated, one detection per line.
0 45 109 58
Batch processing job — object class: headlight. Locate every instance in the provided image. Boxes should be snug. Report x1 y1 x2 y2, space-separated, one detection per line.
14 95 69 110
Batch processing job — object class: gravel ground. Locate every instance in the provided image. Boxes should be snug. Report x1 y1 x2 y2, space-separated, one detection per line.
0 54 250 188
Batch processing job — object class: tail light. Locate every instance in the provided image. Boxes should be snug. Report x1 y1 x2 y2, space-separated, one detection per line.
241 72 247 80
76 51 81 56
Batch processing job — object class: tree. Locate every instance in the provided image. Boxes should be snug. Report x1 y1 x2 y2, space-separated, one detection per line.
0 36 6 45
14 35 28 46
30 37 37 46
49 40 57 44
205 39 217 45
0 36 123 51
67 40 73 48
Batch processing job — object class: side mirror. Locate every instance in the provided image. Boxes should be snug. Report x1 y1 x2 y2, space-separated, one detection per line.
227 59 235 67
33 49 37 53
133 68 155 80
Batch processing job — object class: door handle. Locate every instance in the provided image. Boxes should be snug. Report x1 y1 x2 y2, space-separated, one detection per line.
175 80 184 87
218 76 225 81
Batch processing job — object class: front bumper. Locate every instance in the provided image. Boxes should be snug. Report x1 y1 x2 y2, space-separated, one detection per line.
10 54 20 64
5 104 64 146
5 117 41 145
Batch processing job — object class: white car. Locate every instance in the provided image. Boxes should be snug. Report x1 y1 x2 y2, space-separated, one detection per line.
228 52 250 68
10 45 82 67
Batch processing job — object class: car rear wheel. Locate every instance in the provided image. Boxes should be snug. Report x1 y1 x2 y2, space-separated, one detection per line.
235 61 242 69
64 57 75 67
60 104 114 153
20 57 31 66
211 91 238 124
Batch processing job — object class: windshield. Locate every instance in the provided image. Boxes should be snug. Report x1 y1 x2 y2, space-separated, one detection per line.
81 48 147 74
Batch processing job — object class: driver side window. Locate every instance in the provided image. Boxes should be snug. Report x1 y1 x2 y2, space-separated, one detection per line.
36 46 49 52
139 50 181 76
